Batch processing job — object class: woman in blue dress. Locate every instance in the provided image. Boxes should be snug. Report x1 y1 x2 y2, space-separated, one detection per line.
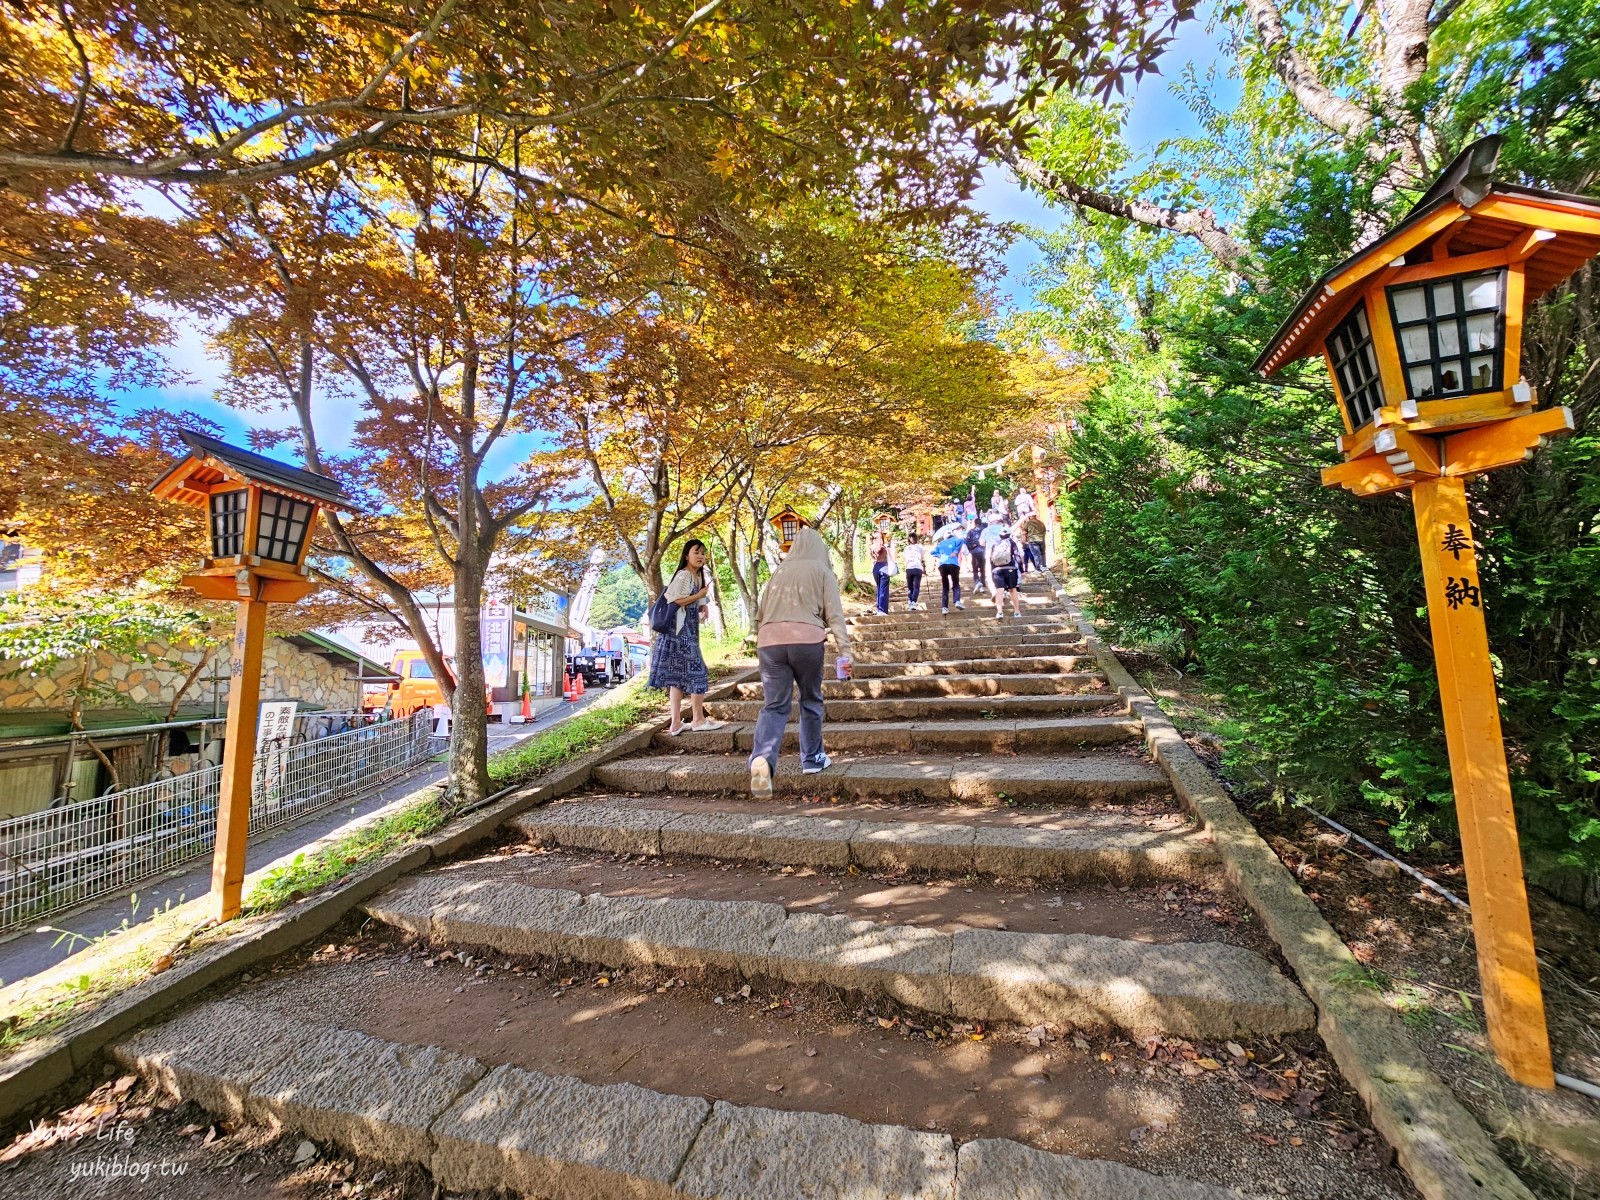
649 539 725 735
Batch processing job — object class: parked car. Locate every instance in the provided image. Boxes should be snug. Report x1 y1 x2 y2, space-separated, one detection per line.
567 651 612 688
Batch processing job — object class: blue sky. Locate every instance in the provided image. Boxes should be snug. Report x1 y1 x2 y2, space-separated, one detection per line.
129 11 1234 456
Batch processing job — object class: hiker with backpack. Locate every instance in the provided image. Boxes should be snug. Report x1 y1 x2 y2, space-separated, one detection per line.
748 526 852 796
647 539 725 736
988 522 1024 619
965 522 988 596
932 524 966 614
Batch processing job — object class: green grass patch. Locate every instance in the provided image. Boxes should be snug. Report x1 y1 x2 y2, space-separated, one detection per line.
243 797 451 916
0 944 159 1056
488 677 665 788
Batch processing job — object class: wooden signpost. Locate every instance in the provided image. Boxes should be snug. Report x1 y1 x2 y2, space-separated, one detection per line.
1255 136 1600 1088
152 431 354 922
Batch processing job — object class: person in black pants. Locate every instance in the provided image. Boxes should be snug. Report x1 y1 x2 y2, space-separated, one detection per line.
902 533 926 611
932 526 965 613
965 524 987 595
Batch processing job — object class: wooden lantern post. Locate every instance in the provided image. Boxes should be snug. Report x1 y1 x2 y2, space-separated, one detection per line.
1256 137 1600 1088
151 432 354 922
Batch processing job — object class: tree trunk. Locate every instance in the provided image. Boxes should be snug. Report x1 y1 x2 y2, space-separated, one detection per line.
450 548 490 807
448 345 490 808
837 513 860 586
719 527 756 631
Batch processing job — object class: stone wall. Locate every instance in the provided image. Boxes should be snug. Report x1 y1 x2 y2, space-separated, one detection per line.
0 631 361 717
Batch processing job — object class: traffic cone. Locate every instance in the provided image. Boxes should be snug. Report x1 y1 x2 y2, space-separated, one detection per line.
575 672 586 697
563 671 575 701
521 688 533 721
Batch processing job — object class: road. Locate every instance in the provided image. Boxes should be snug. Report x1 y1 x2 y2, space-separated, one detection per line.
0 691 610 987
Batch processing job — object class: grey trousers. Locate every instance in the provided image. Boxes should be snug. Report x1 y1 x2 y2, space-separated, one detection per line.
750 641 827 771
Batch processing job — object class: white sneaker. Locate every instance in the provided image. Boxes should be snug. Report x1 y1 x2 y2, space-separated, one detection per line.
941 606 948 615
802 753 832 775
954 601 964 610
750 757 773 797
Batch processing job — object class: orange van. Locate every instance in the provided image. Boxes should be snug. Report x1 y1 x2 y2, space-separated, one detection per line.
363 650 493 719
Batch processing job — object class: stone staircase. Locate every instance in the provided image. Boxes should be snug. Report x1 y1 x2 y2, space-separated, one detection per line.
105 576 1350 1199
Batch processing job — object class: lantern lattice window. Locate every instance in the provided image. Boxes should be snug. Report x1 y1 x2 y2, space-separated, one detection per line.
255 490 314 564
209 489 248 558
1387 271 1505 401
1327 306 1385 429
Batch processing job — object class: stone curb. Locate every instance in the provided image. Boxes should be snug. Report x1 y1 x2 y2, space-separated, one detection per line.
513 802 1219 884
108 997 1258 1200
1046 574 1534 1200
0 669 757 1129
360 876 1313 1037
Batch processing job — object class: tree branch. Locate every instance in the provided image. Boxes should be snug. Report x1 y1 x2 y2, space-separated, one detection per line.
1006 148 1267 286
1241 0 1375 138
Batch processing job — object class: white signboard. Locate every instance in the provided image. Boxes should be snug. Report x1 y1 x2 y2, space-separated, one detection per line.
256 701 299 749
482 601 512 689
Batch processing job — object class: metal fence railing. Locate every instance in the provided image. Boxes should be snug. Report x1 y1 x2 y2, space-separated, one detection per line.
0 711 439 934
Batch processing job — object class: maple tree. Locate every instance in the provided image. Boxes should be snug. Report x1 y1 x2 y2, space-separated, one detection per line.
563 206 1013 609
189 143 624 802
1 1 1183 190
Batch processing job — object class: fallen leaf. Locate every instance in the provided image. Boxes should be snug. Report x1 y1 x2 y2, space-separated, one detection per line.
765 1083 784 1093
110 1075 137 1096
878 1017 898 1029
1225 1042 1245 1059
1098 1051 1114 1062
804 1048 818 1057
970 1032 986 1042
1250 1134 1279 1147
150 953 175 974
1248 1075 1296 1102
1196 1058 1222 1070
1289 1137 1305 1147
292 1139 318 1164
738 984 752 998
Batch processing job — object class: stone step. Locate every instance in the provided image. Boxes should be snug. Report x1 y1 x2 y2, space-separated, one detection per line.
850 616 1070 635
852 655 1094 678
655 715 1142 755
854 638 1084 661
593 753 1169 805
733 673 1107 701
361 877 1312 1037
111 999 1257 1199
706 694 1126 723
513 801 1217 883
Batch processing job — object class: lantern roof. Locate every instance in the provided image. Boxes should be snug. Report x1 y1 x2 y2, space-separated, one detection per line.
1255 136 1600 377
151 430 354 511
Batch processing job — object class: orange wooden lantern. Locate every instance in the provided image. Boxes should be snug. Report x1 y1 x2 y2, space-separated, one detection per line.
151 431 354 921
771 506 808 554
151 430 353 603
1257 137 1600 1090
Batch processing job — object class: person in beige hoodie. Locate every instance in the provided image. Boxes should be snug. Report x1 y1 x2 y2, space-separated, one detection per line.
748 526 852 797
